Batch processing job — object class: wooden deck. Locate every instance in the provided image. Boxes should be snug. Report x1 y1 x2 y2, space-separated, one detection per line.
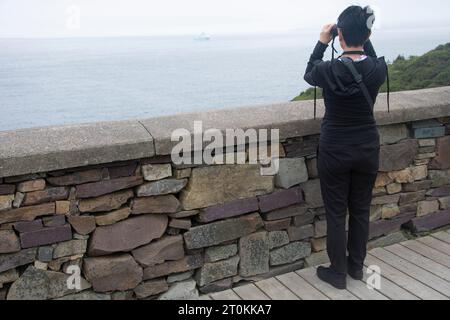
201 230 450 300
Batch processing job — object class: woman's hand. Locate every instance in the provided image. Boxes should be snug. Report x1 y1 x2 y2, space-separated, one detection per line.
319 24 336 45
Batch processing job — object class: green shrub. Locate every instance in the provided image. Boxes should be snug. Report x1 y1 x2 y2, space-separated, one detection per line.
292 43 450 101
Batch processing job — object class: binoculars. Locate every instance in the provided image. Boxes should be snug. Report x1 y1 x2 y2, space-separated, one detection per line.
331 25 339 38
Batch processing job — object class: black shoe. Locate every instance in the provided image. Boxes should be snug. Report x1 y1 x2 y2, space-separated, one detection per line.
347 258 364 280
347 267 364 281
316 266 347 290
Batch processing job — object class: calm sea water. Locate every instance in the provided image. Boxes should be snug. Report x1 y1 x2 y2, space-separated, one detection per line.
1 28 449 131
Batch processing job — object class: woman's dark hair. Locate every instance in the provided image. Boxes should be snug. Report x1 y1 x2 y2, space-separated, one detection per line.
337 5 374 47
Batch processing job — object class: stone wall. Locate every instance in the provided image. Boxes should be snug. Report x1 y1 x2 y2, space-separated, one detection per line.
1 87 450 300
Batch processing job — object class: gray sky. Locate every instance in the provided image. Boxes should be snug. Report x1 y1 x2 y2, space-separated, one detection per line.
1 0 450 38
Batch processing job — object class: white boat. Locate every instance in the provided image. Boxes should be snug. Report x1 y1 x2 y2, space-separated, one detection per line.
194 33 211 41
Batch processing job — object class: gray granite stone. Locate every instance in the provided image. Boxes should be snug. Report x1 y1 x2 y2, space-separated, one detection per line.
239 232 269 277
268 231 289 250
270 242 311 266
379 124 409 145
159 280 199 300
275 158 308 189
196 256 239 286
183 213 263 249
167 271 194 284
7 266 91 300
204 244 238 263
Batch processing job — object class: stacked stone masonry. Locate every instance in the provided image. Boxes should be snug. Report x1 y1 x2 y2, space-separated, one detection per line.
1 101 450 299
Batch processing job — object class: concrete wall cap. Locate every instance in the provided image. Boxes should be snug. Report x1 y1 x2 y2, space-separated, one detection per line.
0 120 155 178
1 86 449 178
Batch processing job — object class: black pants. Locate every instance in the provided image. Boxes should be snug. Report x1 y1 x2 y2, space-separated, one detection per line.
317 139 380 275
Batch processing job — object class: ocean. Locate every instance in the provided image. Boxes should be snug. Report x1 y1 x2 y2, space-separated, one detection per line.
1 28 449 131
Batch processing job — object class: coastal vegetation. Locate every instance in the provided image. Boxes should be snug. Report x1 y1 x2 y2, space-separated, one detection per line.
293 43 450 101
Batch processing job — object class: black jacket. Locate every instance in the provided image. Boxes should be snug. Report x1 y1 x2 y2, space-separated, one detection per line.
304 40 387 145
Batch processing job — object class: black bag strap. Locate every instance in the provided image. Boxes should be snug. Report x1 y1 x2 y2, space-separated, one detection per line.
340 57 375 111
312 56 390 119
385 62 390 114
313 86 317 119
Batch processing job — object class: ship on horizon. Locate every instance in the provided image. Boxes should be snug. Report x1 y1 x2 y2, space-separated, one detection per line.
194 32 211 41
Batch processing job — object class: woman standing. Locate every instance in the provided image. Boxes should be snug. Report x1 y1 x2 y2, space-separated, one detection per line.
304 5 387 289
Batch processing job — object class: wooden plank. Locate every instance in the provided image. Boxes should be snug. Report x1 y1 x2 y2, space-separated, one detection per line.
401 240 450 268
385 243 450 282
417 236 450 256
233 284 270 300
198 295 212 300
345 276 389 300
431 231 450 245
296 267 359 300
254 278 299 300
370 248 450 297
446 229 450 235
210 289 241 300
365 254 446 300
361 266 419 300
276 272 329 300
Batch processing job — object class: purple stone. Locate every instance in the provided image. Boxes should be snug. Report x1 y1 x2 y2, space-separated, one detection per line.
14 220 44 233
197 197 259 223
20 224 72 249
406 209 450 233
369 213 414 240
431 185 450 197
0 184 16 196
76 176 143 199
258 187 304 213
108 162 139 179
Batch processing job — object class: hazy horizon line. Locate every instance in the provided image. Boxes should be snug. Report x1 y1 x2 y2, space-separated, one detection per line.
2 25 450 41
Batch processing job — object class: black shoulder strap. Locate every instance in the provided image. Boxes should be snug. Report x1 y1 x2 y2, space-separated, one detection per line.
312 56 390 119
385 62 390 114
340 57 375 110
313 86 317 119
